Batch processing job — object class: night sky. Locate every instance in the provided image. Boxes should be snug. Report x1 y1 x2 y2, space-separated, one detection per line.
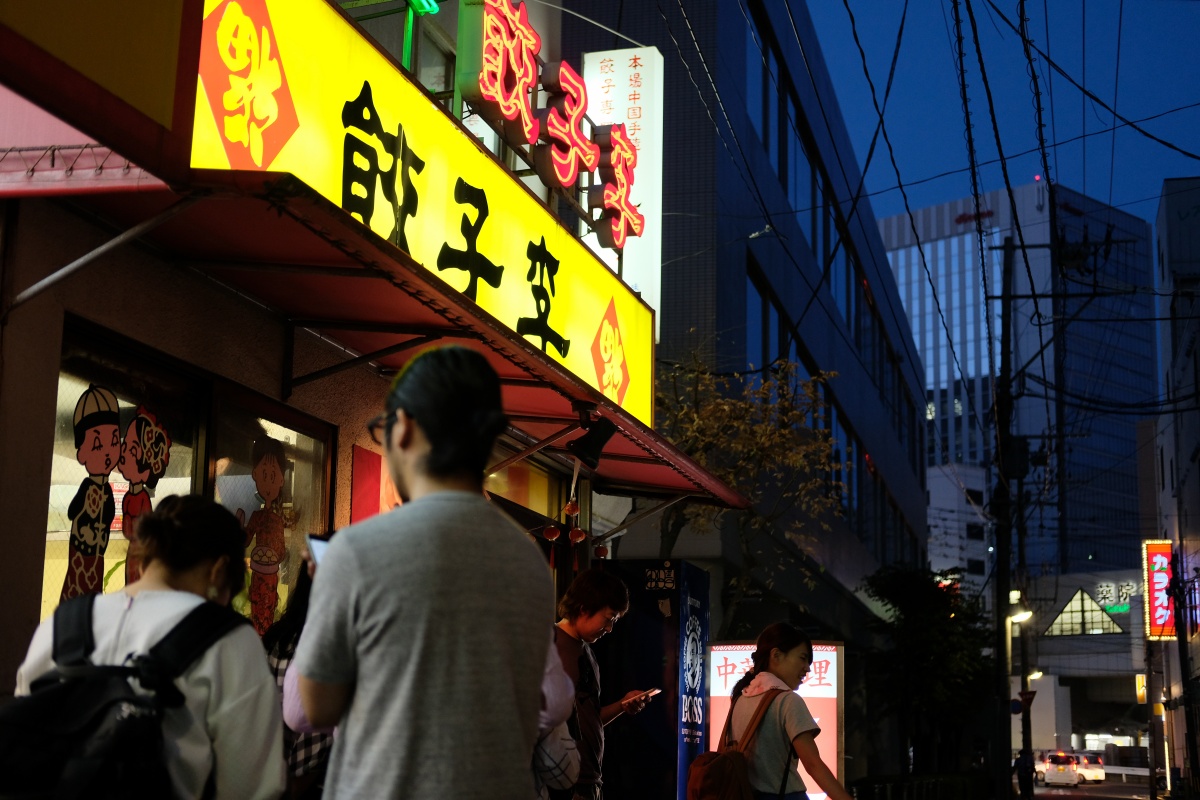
807 0 1200 229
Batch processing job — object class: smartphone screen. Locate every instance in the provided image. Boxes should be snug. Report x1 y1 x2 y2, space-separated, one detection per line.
307 534 331 565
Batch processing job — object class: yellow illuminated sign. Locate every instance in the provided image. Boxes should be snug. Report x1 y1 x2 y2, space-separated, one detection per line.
191 0 652 424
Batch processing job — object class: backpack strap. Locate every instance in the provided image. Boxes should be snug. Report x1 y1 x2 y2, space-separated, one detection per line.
732 688 787 755
51 594 97 667
133 601 248 707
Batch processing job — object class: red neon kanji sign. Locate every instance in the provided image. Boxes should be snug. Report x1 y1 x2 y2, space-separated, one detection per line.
478 0 541 146
590 124 645 250
535 61 600 188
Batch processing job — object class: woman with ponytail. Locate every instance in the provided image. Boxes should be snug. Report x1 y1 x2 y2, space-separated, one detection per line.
726 623 852 800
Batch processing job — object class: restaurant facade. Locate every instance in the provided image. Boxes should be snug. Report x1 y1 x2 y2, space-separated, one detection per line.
0 0 745 691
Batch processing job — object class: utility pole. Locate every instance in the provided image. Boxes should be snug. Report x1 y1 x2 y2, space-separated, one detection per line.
993 235 1016 800
1015 455 1033 762
1051 221 1070 574
1169 550 1200 794
1147 640 1160 800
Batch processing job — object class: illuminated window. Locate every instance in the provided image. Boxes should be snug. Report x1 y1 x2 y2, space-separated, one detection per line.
46 324 331 633
1043 589 1124 636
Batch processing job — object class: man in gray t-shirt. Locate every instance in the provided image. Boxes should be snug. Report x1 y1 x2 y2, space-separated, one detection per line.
294 346 555 799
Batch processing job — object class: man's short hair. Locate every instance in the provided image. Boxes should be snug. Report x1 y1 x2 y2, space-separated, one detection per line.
385 345 508 478
557 568 630 621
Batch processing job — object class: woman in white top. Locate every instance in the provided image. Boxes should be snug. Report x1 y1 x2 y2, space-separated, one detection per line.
728 623 852 800
16 495 286 800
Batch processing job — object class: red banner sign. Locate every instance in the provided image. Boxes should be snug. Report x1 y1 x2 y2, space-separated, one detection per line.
1142 540 1176 640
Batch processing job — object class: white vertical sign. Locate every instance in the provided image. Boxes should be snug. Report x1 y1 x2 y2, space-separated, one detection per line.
582 46 663 339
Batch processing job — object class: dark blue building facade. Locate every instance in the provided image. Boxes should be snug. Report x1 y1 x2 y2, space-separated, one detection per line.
563 0 927 783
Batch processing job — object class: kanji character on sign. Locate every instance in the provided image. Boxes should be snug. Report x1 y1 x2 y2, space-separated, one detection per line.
1095 583 1115 605
1118 581 1135 602
807 659 832 687
597 316 625 399
516 237 570 357
626 106 642 120
476 0 542 145
628 73 642 88
599 57 615 74
217 1 283 166
342 81 426 252
716 657 739 689
628 54 644 68
436 178 505 300
589 124 645 250
535 61 600 187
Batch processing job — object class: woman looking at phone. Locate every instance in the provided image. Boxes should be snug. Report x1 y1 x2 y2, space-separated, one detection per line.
726 623 852 800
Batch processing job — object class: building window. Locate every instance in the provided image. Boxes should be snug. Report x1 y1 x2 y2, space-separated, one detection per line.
966 523 985 540
966 559 985 575
1043 589 1125 636
745 13 766 147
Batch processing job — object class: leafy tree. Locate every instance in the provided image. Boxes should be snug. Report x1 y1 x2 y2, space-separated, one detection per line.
653 355 843 635
861 565 994 776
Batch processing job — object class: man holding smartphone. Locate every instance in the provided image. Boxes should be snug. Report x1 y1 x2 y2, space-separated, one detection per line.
293 346 555 800
554 568 655 800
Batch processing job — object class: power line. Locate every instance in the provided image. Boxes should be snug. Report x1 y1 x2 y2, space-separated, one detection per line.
1107 0 1125 209
986 0 1200 163
670 112 1200 224
964 0 1056 453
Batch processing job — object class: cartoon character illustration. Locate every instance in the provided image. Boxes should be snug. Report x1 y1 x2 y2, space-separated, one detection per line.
60 384 121 601
117 406 172 585
240 437 287 635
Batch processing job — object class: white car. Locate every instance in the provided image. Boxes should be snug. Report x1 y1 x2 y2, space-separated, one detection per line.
1076 752 1105 783
1044 753 1080 786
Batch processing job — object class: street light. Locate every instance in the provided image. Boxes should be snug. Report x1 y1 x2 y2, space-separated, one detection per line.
1028 668 1043 681
1010 606 1033 624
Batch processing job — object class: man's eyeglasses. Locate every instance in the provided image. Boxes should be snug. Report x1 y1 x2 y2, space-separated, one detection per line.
367 412 394 446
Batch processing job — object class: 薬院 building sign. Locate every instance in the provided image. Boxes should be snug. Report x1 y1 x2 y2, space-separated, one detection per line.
1142 540 1176 641
190 0 653 425
582 47 664 338
1095 578 1137 614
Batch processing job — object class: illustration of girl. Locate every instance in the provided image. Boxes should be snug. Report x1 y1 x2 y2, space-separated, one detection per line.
60 384 121 601
242 436 287 635
117 406 172 584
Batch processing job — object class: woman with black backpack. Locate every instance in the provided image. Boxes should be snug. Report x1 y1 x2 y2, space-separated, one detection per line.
13 495 286 799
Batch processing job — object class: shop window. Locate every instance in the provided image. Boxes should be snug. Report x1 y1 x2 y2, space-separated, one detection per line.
486 458 561 522
44 324 333 635
212 391 330 636
44 335 205 621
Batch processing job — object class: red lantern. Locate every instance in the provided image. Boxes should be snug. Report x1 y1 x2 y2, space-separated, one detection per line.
593 544 609 559
569 526 587 544
563 498 580 516
542 525 561 569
